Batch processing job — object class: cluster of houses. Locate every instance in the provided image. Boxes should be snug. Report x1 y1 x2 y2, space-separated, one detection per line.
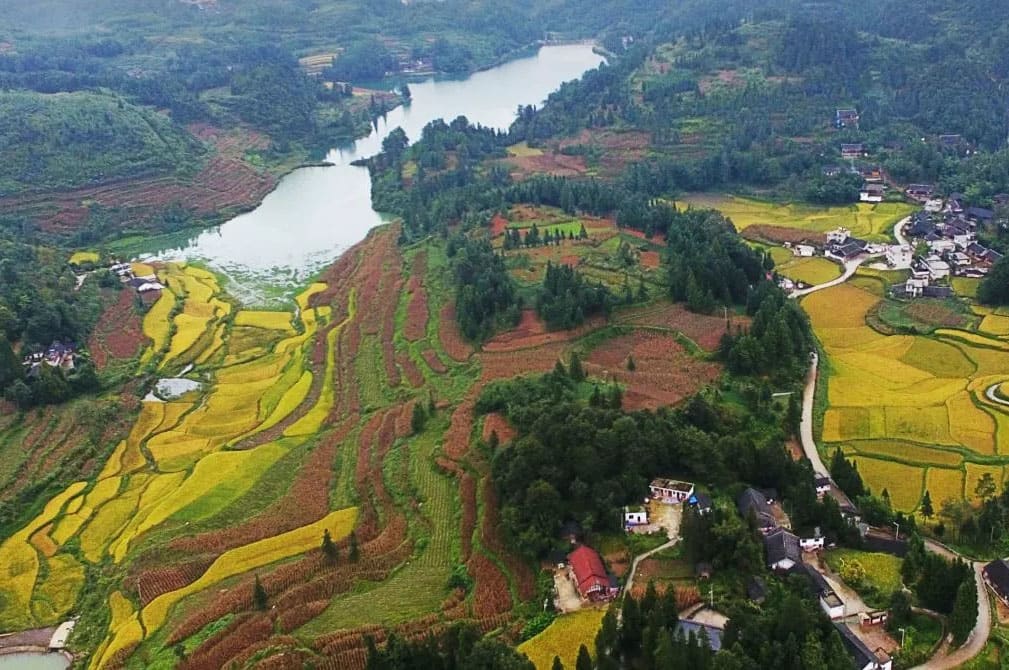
110 262 165 304
737 486 893 670
22 342 77 377
894 204 1003 299
623 478 713 530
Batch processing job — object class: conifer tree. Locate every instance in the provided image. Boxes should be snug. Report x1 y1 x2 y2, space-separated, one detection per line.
253 574 268 610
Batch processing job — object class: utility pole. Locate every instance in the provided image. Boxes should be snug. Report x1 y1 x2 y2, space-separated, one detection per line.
709 585 714 609
898 627 906 648
894 521 900 541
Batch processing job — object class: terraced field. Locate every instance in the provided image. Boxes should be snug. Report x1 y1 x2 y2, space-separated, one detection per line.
805 282 1009 513
0 224 726 669
680 194 914 242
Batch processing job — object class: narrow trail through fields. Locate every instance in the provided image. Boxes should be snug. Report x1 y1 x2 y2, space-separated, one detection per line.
985 384 1009 407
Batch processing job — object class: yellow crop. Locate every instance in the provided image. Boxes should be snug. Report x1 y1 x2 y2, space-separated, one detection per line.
258 357 305 420
883 406 956 446
110 471 187 563
518 609 606 670
925 467 964 507
980 314 1009 337
900 338 976 378
847 440 962 467
146 432 211 470
29 524 58 558
31 554 84 625
803 284 880 329
130 262 155 276
296 282 328 310
936 329 1009 351
97 441 126 480
234 310 296 332
139 289 176 365
777 257 843 286
850 457 924 511
142 507 358 633
0 482 86 629
94 613 142 670
216 354 288 384
195 323 226 365
79 476 147 562
947 392 996 454
254 370 312 436
953 277 981 299
161 313 211 367
70 251 99 265
136 443 287 535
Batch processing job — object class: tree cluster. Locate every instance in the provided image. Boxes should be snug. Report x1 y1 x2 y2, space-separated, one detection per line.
535 263 612 330
364 622 533 670
449 236 520 342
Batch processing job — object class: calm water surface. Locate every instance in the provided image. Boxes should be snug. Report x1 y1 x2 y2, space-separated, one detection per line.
145 44 604 303
0 653 69 670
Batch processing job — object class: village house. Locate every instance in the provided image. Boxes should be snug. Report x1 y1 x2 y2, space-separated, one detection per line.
841 143 865 160
858 165 883 183
904 277 928 298
763 527 801 571
859 183 885 203
927 237 956 255
884 245 913 269
836 108 860 129
967 206 994 225
737 487 777 532
796 563 845 619
567 545 617 602
925 256 951 280
794 244 816 257
814 475 833 498
822 165 844 177
688 492 713 515
983 558 1009 606
649 478 694 503
906 184 935 202
623 505 648 529
947 193 966 214
827 227 851 245
799 527 826 552
834 622 893 670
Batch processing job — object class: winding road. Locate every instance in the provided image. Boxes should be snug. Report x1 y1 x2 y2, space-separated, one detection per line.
985 383 1009 407
787 230 994 669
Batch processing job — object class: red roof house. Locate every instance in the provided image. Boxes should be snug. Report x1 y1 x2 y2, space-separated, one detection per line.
568 545 615 601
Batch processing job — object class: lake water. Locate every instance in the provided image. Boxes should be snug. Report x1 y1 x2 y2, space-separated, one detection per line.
0 653 69 670
144 44 604 304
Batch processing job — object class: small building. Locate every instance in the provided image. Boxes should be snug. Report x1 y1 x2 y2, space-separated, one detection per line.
836 108 860 129
688 492 713 515
928 238 956 254
764 527 801 571
800 527 825 552
841 143 865 160
827 227 851 245
983 558 1009 606
676 621 723 651
884 245 913 269
859 611 889 629
859 165 883 183
623 505 649 528
649 478 694 504
568 545 617 602
823 166 844 177
860 184 885 203
906 184 935 202
738 487 777 532
904 277 928 298
925 256 951 280
968 206 994 224
795 244 816 257
779 277 796 292
834 622 893 670
814 475 832 497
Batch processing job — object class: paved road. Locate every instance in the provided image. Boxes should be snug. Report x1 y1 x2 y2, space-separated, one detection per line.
789 255 868 299
893 215 912 247
985 384 1009 407
798 352 829 477
911 547 991 670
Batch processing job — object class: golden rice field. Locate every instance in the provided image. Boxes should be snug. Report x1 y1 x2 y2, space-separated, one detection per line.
806 282 1009 511
518 609 605 670
678 194 914 241
69 250 99 265
0 271 366 645
775 256 844 286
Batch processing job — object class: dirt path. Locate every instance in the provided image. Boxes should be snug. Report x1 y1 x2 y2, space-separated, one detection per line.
985 384 1009 407
893 215 911 247
622 538 679 609
790 255 869 298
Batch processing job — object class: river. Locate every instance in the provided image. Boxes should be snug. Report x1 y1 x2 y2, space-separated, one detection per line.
0 653 68 670
145 44 604 304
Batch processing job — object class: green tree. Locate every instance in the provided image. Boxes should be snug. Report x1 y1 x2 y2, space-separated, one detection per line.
253 574 268 610
950 579 978 644
975 472 997 502
921 490 934 518
322 528 338 562
979 256 1009 305
552 657 564 670
626 355 636 372
0 337 20 388
575 644 592 670
411 402 427 435
349 531 360 562
569 352 585 382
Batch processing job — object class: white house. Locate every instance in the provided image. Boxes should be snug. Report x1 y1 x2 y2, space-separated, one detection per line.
926 256 951 280
764 528 801 571
928 238 956 254
649 478 694 503
794 244 815 257
779 277 796 292
800 529 826 552
827 227 851 245
905 277 928 297
820 590 845 620
884 245 913 269
859 184 884 203
814 475 832 497
623 505 649 528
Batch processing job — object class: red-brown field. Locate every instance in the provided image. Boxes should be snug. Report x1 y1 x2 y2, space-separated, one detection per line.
88 288 149 369
617 302 749 351
740 225 827 246
584 330 721 410
483 310 605 352
0 125 275 235
481 413 517 445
